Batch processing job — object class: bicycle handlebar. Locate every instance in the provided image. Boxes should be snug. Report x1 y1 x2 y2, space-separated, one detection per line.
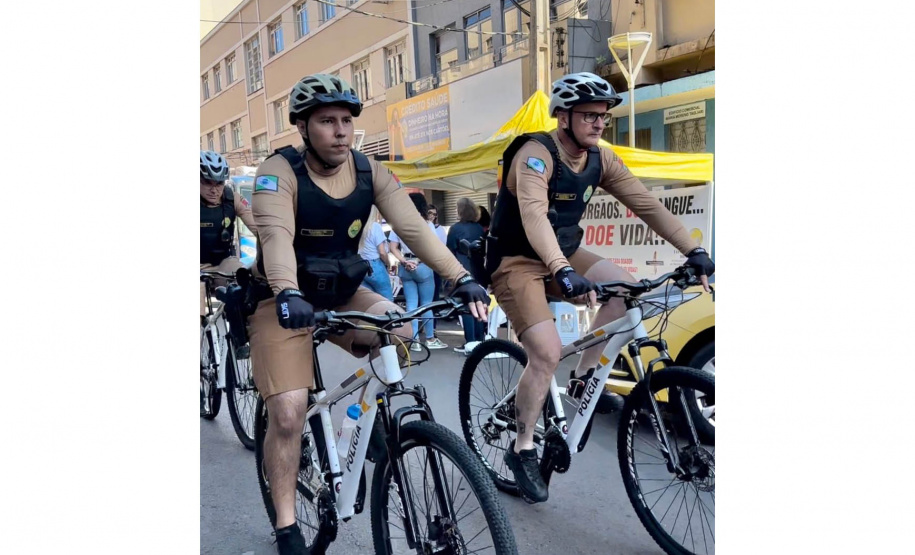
593 266 702 301
200 270 237 281
314 297 465 332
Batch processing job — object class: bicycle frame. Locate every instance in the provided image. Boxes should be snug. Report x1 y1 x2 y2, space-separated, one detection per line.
488 299 680 460
202 290 229 390
554 305 649 453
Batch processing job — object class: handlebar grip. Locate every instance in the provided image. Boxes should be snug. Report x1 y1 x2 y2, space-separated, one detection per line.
314 311 330 325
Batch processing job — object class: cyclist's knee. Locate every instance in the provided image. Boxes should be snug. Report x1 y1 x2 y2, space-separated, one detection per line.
266 389 308 437
522 322 561 374
584 259 635 284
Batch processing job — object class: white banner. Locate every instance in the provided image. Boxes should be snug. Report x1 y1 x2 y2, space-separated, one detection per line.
663 101 706 124
580 184 712 279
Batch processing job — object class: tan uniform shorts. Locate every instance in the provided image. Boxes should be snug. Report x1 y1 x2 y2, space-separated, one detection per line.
248 287 398 399
490 248 604 338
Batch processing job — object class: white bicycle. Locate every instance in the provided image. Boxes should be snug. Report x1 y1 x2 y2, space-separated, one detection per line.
200 270 258 450
253 298 518 555
458 266 715 555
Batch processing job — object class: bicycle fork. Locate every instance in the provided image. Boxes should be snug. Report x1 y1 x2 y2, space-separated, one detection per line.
377 383 458 551
628 338 700 475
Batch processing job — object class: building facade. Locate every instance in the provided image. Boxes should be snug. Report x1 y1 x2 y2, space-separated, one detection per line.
200 0 415 170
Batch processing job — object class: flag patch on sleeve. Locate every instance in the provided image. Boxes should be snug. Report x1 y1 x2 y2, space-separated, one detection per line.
255 175 278 192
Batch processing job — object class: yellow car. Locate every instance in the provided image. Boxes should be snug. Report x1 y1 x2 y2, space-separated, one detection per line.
606 284 715 396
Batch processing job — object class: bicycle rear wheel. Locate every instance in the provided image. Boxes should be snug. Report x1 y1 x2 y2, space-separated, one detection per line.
254 397 337 554
200 324 221 420
370 420 518 555
458 339 551 495
225 337 257 450
618 366 715 555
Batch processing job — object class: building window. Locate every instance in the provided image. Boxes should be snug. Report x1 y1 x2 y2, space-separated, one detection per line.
231 120 243 149
464 7 493 59
268 19 284 57
620 128 652 150
252 133 268 159
321 2 336 24
202 73 210 100
274 98 288 134
352 58 371 101
434 33 459 74
245 36 263 94
294 2 309 39
386 41 406 87
503 1 531 44
218 126 227 153
207 132 215 151
668 118 707 153
213 64 222 93
226 53 236 84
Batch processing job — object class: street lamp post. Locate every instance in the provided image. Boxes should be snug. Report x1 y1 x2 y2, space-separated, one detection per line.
607 32 652 148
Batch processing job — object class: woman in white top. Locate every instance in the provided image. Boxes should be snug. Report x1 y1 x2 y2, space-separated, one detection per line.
359 211 393 301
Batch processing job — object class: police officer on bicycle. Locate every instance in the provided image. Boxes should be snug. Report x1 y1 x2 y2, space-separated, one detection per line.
485 72 715 504
247 73 489 554
200 150 257 315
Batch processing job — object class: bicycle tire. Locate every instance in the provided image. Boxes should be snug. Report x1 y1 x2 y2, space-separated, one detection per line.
370 420 518 555
200 323 222 420
458 338 551 496
618 366 715 555
254 397 336 554
684 342 715 444
225 336 257 450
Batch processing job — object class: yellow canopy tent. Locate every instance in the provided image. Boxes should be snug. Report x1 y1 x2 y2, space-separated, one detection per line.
381 90 714 192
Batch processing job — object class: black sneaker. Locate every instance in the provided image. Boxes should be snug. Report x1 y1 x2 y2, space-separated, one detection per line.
503 439 548 504
274 523 310 555
567 368 595 400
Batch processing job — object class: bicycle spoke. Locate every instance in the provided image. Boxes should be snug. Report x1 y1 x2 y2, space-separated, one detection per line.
633 448 666 462
655 479 684 521
642 479 681 499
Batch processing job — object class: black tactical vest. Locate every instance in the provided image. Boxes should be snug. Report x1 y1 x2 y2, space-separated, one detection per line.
200 188 236 265
488 133 601 263
257 147 374 308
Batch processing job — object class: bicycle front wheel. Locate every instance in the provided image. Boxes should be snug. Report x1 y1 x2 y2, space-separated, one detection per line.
200 323 221 420
618 366 715 555
370 420 518 555
225 337 257 450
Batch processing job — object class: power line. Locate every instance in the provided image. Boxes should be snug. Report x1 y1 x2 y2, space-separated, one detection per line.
313 0 528 36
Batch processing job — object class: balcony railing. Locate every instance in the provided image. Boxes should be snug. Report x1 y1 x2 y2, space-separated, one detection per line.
496 38 530 65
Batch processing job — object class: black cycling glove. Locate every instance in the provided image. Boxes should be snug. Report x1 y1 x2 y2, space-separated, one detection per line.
450 275 489 306
684 247 715 278
275 289 315 329
554 266 594 298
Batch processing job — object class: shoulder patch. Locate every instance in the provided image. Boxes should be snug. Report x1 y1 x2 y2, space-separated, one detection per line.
240 196 250 208
526 157 546 174
255 175 278 192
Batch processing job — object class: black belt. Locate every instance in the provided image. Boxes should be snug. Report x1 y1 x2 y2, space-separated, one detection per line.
404 253 419 260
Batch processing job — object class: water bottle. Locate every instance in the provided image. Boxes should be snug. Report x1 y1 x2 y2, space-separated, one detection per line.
337 404 363 461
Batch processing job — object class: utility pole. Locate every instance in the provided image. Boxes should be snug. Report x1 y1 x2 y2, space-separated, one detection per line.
528 0 552 95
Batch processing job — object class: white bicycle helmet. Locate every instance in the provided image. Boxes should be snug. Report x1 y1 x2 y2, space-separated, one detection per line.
200 150 229 182
548 72 622 116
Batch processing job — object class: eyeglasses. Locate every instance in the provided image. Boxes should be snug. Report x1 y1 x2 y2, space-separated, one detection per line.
571 110 611 126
